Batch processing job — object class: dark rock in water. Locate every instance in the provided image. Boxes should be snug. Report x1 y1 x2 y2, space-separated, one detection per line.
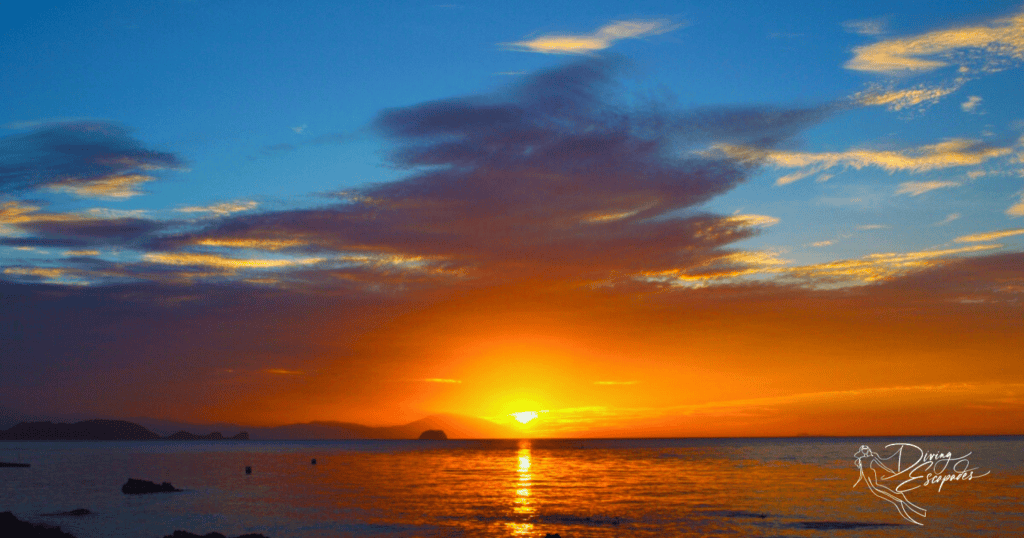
165 431 230 441
245 466 252 474
417 429 447 440
0 461 31 467
162 531 270 538
231 432 249 440
798 521 900 529
544 534 562 538
310 458 316 465
41 509 91 517
122 478 182 494
166 431 201 440
0 511 76 537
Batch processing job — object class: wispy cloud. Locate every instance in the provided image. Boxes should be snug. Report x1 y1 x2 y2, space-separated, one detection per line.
504 19 681 54
961 95 984 112
954 228 1024 243
0 201 164 247
855 83 961 111
264 368 304 375
422 378 461 384
4 266 70 280
176 201 258 216
86 208 150 219
194 238 308 250
935 213 961 225
781 244 1003 284
895 180 961 196
143 252 324 271
846 10 1024 74
1008 195 1024 217
842 19 886 36
594 380 637 385
725 214 779 227
720 139 1014 185
50 173 156 198
0 121 183 197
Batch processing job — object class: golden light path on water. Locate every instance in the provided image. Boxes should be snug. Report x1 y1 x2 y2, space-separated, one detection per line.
507 440 534 536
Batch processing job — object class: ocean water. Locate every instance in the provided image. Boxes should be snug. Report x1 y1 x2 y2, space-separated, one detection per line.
1 437 1021 537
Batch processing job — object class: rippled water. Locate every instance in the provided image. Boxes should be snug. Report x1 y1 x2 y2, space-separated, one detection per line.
1 437 1021 537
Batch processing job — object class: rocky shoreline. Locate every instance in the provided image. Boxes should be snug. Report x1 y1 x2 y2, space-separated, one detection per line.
0 511 269 538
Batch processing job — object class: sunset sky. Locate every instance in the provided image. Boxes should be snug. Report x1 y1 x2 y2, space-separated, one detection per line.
2 0 1023 437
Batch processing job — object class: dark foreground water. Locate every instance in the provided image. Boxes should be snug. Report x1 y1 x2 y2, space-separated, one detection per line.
1 437 1021 537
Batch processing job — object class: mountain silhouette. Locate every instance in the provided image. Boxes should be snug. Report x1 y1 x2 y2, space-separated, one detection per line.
0 420 161 440
0 414 514 440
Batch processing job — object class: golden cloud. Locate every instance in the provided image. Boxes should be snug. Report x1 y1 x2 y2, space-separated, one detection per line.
504 19 680 54
143 252 325 271
781 244 1003 283
954 228 1024 243
724 214 780 227
176 201 259 216
846 11 1024 74
855 83 962 110
4 267 70 279
1007 196 1024 217
719 139 1013 185
50 173 155 198
195 238 309 250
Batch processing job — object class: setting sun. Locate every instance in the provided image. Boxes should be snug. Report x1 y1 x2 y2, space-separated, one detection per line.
511 411 539 424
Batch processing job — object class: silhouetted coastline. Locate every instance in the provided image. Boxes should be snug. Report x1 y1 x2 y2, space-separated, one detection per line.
0 413 513 440
0 420 247 441
0 511 75 538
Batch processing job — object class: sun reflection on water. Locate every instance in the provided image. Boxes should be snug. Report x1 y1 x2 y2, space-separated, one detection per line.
505 439 535 535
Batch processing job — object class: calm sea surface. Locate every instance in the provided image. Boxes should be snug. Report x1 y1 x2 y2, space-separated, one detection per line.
1 437 1021 537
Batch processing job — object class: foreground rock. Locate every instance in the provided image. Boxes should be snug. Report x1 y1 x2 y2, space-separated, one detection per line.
122 478 182 494
40 509 91 517
162 531 269 538
0 511 76 538
0 461 31 467
417 429 447 440
1 511 271 538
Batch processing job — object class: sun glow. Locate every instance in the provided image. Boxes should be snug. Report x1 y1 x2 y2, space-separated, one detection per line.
511 411 539 424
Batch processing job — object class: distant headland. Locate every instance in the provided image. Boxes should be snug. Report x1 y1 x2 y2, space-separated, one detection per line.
0 420 247 441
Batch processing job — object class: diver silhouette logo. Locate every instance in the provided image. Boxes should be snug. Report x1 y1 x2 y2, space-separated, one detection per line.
854 445 927 525
853 443 989 526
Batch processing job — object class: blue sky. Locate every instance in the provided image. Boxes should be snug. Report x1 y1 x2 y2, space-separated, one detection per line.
2 1 1023 430
4 0 1022 279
